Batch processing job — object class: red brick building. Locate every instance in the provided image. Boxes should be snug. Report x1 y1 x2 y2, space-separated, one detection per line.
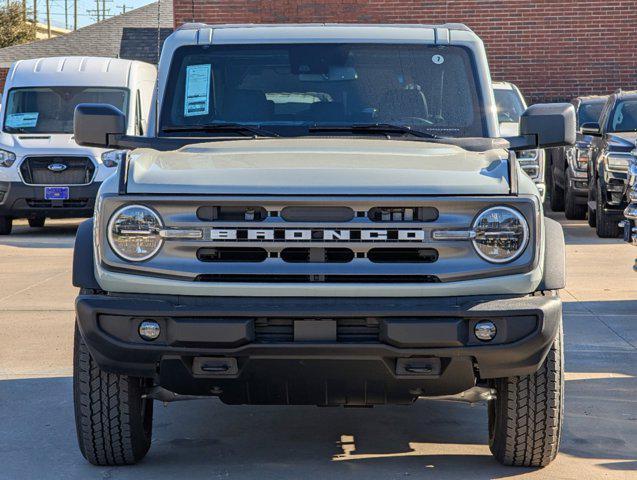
173 0 637 103
1 1 636 104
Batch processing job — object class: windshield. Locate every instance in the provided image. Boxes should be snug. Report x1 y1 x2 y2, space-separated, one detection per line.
493 88 525 124
160 43 487 137
609 99 637 133
578 100 604 127
3 87 128 134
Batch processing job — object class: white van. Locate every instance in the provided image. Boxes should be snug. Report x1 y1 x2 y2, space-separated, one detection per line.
0 56 156 234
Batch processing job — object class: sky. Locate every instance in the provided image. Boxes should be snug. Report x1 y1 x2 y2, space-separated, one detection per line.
26 0 155 30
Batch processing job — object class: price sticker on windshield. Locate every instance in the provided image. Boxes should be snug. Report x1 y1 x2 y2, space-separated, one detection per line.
184 64 211 117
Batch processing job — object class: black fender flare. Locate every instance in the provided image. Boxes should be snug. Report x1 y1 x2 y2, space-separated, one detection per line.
537 217 566 291
72 218 100 290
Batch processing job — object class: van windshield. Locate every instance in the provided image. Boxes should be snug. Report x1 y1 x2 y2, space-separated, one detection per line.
160 43 487 138
3 87 128 134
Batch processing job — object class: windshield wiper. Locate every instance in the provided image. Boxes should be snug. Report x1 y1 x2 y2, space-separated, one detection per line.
308 123 440 139
162 122 279 137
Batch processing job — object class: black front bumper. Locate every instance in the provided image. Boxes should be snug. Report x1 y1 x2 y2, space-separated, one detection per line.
76 293 562 405
0 181 101 219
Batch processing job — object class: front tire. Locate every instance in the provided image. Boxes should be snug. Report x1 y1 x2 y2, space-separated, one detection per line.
0 216 12 235
488 320 564 467
549 178 565 212
564 171 586 220
73 325 154 466
595 181 621 238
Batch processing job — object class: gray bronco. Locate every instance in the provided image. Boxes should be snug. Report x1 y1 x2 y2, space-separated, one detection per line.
71 23 575 467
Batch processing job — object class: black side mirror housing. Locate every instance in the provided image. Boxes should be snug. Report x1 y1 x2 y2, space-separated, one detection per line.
580 122 601 136
74 103 126 148
506 103 576 151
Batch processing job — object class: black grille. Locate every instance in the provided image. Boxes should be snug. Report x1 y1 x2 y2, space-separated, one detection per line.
20 157 95 185
254 318 380 343
26 198 89 208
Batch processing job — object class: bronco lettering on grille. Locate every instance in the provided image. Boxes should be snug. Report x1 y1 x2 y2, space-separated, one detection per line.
210 229 426 242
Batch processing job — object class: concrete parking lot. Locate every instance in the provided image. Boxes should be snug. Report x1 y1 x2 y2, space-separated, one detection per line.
0 213 635 480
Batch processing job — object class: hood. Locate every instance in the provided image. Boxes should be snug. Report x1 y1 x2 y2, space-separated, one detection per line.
608 132 637 151
126 138 511 195
0 132 107 159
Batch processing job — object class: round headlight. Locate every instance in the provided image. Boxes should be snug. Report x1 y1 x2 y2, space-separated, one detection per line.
472 206 529 263
107 205 163 261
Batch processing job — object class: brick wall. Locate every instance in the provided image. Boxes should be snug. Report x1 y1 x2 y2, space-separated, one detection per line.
173 0 637 103
0 68 7 96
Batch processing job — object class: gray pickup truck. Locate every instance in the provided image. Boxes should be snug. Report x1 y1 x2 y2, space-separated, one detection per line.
71 23 575 468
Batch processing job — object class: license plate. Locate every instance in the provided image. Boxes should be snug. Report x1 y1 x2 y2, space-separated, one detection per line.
44 186 69 200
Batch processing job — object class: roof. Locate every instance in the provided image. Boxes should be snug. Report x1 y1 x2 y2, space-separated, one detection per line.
163 23 479 48
0 0 173 69
5 57 153 88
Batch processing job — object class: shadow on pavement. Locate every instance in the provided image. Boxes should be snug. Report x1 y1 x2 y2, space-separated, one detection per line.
1 368 635 479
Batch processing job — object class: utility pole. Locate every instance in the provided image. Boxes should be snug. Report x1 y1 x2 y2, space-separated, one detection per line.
45 0 50 38
22 0 27 21
73 0 77 30
64 0 68 29
33 0 37 24
95 0 100 21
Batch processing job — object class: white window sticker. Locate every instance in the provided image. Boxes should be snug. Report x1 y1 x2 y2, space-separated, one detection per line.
184 64 211 117
5 112 39 128
432 54 445 65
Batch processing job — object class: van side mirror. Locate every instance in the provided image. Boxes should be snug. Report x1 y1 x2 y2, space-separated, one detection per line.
580 122 601 136
74 103 126 148
506 103 576 151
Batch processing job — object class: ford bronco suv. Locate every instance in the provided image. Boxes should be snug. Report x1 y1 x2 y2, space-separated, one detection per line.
71 24 574 468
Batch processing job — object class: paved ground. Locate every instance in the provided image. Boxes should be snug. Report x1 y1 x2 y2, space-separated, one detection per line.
0 214 635 480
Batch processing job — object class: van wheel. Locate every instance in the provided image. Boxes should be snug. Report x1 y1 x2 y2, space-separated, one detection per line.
488 320 563 467
28 217 45 228
595 182 621 238
73 325 154 466
0 216 12 235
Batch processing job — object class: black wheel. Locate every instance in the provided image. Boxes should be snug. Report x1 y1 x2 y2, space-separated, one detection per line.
549 177 565 212
0 216 12 235
489 319 564 467
595 181 621 238
73 325 153 466
587 177 596 227
28 217 45 228
564 171 586 220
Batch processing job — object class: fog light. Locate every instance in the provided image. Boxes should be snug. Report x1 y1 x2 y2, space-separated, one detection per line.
138 320 160 341
474 320 497 342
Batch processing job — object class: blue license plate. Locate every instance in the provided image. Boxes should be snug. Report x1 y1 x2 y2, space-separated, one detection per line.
44 186 69 200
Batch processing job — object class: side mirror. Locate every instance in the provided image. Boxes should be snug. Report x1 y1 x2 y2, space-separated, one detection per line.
506 103 576 151
74 103 126 148
580 122 601 136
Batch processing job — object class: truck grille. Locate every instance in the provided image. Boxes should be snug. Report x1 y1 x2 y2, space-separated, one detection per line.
20 156 95 185
255 318 381 343
100 196 538 286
